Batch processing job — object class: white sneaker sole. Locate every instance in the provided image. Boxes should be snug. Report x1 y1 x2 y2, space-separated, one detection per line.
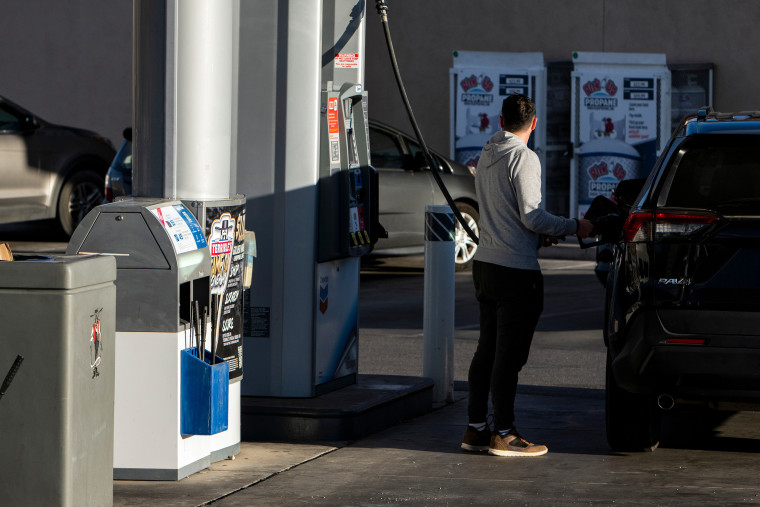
488 447 548 457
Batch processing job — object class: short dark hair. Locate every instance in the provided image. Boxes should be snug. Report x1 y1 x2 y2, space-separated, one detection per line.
501 94 536 132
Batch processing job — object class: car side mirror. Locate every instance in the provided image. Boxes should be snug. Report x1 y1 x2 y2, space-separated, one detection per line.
20 115 39 132
413 152 430 171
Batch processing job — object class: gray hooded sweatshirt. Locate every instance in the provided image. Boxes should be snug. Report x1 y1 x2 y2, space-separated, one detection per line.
473 131 577 270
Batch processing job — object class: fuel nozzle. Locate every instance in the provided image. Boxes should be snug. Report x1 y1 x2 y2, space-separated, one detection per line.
375 0 389 19
592 213 625 243
577 195 625 249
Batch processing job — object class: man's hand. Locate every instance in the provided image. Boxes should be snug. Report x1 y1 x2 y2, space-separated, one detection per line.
542 236 560 247
576 218 596 239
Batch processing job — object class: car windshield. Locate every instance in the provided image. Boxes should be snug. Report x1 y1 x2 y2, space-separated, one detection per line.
0 104 21 131
368 127 405 169
663 135 760 213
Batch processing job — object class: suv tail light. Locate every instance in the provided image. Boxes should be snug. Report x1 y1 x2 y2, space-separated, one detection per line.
624 211 654 242
104 174 113 203
624 211 718 242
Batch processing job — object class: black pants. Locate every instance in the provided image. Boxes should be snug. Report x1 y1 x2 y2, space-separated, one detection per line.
467 260 543 432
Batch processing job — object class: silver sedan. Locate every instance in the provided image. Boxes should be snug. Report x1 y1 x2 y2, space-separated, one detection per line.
368 120 479 270
0 95 115 235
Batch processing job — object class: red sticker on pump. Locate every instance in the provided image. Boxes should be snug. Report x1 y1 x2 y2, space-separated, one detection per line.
328 98 339 134
335 53 360 68
357 205 365 230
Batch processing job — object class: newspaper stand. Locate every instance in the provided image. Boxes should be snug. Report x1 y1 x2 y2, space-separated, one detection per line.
68 198 238 480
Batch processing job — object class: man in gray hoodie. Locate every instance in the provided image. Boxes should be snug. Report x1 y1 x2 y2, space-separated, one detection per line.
460 94 594 457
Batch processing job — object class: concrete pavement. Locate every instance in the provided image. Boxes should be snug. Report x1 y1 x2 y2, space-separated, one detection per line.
7 223 760 505
114 382 760 505
112 243 760 505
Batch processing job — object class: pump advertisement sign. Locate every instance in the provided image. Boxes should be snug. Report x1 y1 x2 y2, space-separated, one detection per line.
327 96 341 171
206 204 246 381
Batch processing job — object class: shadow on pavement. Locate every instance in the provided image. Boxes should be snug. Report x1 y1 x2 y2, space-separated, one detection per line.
0 219 68 241
349 384 613 457
346 383 760 460
360 255 425 275
0 220 69 256
660 408 760 453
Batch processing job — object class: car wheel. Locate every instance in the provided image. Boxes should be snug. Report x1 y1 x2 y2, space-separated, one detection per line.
58 170 104 236
454 202 479 272
605 351 661 452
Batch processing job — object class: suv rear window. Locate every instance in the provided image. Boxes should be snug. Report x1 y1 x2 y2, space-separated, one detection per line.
662 135 760 214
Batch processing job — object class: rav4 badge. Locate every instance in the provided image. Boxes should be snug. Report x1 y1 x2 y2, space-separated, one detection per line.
658 278 692 285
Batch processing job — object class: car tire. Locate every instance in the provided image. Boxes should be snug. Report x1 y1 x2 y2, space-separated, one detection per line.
454 202 479 272
57 169 104 236
605 351 661 452
602 274 613 347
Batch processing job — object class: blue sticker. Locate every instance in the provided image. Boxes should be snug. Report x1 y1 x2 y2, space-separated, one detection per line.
175 205 208 249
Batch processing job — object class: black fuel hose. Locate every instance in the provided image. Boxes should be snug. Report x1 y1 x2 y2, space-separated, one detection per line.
374 0 479 245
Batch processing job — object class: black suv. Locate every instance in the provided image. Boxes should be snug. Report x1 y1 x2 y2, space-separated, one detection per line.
596 108 760 452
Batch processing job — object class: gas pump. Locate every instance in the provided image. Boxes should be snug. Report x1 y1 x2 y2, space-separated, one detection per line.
237 0 381 398
238 0 470 401
319 83 381 262
313 81 382 392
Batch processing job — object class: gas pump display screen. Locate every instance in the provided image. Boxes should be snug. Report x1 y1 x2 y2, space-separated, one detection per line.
150 204 207 254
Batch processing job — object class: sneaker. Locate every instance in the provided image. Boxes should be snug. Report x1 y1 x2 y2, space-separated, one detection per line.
461 424 491 452
488 429 548 457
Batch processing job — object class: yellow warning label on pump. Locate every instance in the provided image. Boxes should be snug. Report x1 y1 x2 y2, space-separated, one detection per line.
351 233 358 246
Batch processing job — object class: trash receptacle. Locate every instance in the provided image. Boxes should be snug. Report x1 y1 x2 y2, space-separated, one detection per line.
0 254 116 507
